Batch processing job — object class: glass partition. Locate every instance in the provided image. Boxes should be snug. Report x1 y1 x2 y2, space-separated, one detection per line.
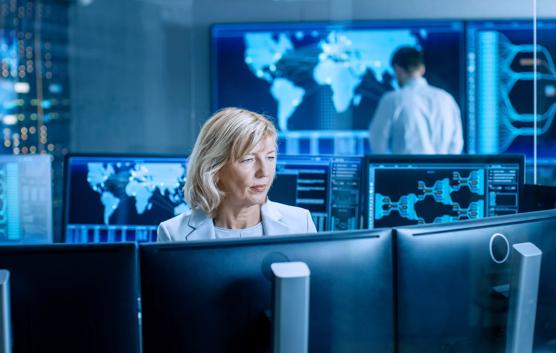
534 0 556 185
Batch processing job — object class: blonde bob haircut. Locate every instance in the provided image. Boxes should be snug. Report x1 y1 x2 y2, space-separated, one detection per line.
184 107 277 216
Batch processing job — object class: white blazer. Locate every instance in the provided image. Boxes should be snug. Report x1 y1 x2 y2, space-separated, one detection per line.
157 200 317 242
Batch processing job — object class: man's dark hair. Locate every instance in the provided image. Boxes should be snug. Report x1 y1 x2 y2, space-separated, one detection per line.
391 47 425 73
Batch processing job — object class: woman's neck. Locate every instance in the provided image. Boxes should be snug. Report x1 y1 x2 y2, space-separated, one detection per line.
213 203 261 229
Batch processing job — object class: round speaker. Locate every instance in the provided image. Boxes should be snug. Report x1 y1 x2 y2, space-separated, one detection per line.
489 232 510 264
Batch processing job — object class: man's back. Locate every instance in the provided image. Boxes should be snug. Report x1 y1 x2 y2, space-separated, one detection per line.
369 77 463 154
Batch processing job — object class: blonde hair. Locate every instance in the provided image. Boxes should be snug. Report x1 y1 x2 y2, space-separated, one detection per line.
185 107 277 216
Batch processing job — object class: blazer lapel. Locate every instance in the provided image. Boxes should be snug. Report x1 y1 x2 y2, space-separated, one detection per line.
185 209 216 241
261 201 290 235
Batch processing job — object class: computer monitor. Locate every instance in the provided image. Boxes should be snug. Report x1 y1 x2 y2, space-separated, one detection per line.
521 184 556 212
395 209 556 353
212 20 464 155
366 155 524 229
466 19 556 160
268 155 364 231
63 154 188 243
139 230 394 353
0 155 52 243
0 243 141 353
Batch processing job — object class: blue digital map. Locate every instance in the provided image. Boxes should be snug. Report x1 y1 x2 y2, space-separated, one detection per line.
86 162 189 225
214 22 463 155
244 30 418 132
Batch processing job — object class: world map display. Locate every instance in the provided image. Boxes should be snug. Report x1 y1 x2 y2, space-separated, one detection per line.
244 30 418 131
66 158 189 227
86 162 188 225
213 21 463 137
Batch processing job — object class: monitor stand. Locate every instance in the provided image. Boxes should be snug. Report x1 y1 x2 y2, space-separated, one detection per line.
505 242 542 353
0 270 11 353
271 262 310 353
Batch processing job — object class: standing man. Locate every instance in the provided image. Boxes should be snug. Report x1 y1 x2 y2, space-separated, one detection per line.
369 46 463 154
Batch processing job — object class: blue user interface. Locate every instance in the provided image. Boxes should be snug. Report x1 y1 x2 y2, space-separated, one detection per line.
269 155 364 231
466 20 556 161
64 155 188 243
0 155 52 243
367 157 522 228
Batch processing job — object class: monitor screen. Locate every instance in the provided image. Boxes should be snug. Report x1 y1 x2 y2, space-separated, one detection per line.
0 155 52 243
63 154 188 243
140 230 394 353
0 243 141 353
268 155 364 231
395 209 556 353
466 19 556 161
366 155 524 228
212 20 464 155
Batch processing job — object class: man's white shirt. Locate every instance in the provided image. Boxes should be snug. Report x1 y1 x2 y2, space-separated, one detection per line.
369 77 464 154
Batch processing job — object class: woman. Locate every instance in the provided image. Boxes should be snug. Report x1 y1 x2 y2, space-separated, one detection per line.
157 107 317 241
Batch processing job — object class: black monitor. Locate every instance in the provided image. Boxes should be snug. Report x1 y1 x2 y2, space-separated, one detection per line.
366 155 524 229
0 155 52 243
0 243 141 353
63 154 188 243
395 209 556 353
211 20 464 155
268 155 364 231
139 230 394 353
521 184 556 212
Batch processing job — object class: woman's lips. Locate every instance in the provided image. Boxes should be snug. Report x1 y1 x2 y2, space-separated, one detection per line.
250 185 267 192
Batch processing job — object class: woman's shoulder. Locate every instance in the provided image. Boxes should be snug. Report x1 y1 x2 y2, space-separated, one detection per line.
264 200 316 234
160 209 193 227
158 209 195 240
265 200 310 218
158 208 216 242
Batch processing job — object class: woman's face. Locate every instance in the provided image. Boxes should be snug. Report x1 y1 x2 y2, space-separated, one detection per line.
217 135 277 208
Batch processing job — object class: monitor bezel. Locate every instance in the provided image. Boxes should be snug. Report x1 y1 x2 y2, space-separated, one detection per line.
61 153 188 243
393 208 556 352
141 227 390 252
395 208 556 239
0 242 141 353
139 228 394 352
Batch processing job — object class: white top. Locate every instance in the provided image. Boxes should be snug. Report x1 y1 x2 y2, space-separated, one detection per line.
369 77 464 154
157 200 317 242
214 222 264 239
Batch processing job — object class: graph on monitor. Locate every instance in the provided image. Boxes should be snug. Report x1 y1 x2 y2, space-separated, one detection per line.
367 156 523 228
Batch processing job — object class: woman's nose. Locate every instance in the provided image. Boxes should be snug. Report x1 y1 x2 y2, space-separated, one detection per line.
256 159 271 177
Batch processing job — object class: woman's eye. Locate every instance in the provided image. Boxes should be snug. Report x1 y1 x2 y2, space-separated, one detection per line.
267 156 276 160
241 158 254 164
